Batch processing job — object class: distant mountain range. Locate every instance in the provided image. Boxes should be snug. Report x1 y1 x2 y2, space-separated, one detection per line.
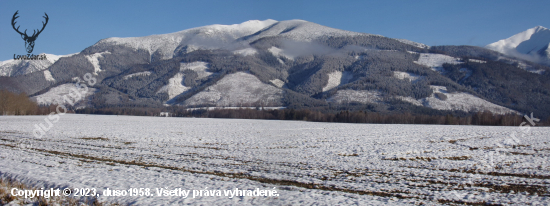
1 20 549 118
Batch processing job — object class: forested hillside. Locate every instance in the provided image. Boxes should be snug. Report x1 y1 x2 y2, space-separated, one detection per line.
1 19 549 120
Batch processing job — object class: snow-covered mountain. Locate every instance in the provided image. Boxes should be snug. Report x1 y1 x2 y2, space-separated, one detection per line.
86 19 369 62
91 20 278 61
0 53 77 77
2 19 550 118
486 26 550 66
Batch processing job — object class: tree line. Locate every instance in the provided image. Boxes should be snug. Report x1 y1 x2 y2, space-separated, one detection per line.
0 90 68 115
74 106 549 126
0 90 38 115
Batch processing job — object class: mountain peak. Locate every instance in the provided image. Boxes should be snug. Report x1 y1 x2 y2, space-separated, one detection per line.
534 25 549 32
486 26 548 51
486 26 550 65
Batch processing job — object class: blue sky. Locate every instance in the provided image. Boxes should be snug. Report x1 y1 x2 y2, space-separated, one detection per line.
1 0 549 59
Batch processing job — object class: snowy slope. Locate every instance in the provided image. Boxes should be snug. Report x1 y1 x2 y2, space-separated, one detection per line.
401 86 515 114
43 70 55 82
396 39 429 49
413 53 462 73
0 53 77 77
268 46 294 60
327 90 382 104
181 61 212 80
85 51 111 75
92 20 278 61
486 26 550 54
393 71 424 82
123 71 152 80
157 61 214 102
233 47 257 56
156 73 190 100
183 72 283 107
329 85 514 114
242 19 366 43
57 19 377 71
31 83 97 106
540 43 550 59
1 115 549 205
486 26 550 65
322 71 353 92
78 19 376 63
269 79 285 88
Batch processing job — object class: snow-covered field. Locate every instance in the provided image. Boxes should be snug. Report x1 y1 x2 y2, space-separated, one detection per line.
1 115 549 205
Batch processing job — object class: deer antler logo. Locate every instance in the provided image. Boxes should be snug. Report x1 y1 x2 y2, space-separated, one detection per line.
11 10 49 54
